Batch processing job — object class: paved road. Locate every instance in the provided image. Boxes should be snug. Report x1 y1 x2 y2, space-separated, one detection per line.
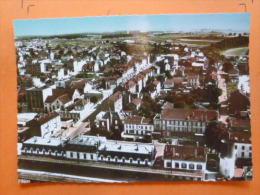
221 47 248 57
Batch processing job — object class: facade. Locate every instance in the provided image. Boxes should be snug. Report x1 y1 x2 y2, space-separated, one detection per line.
163 145 207 180
65 135 106 161
122 116 154 140
21 136 66 157
26 86 54 112
98 141 156 166
154 108 219 138
108 91 123 112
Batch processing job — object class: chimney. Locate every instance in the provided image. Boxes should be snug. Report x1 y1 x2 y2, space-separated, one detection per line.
195 149 198 158
172 147 175 156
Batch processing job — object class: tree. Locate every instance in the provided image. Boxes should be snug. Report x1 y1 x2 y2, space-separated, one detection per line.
174 101 186 108
205 122 228 152
222 61 234 73
90 96 99 104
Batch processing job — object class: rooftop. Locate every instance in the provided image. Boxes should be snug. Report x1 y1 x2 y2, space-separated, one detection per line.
160 108 219 122
69 135 107 146
164 145 206 162
125 116 152 125
23 136 65 146
99 141 155 155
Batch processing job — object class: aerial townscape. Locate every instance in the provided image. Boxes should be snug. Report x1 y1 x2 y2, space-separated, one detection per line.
15 15 252 183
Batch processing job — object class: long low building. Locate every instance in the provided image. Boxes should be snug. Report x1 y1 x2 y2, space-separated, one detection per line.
20 135 156 167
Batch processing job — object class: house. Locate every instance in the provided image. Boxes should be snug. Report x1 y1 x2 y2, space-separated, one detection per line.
164 79 175 89
229 90 250 115
95 111 123 132
219 131 252 179
44 88 82 112
186 74 200 87
163 145 207 181
18 113 38 142
154 108 219 138
122 116 154 141
153 80 161 94
229 131 252 159
107 91 123 113
26 85 54 112
162 102 174 110
27 112 62 138
228 117 250 133
130 98 142 110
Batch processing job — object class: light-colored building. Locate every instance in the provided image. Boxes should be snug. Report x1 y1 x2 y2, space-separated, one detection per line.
154 108 219 138
122 116 154 140
98 140 156 166
163 145 207 180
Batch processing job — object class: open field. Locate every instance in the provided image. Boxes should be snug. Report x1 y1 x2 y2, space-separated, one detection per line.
221 47 248 56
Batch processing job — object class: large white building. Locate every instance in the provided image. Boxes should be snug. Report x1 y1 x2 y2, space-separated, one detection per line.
122 116 154 141
154 108 219 138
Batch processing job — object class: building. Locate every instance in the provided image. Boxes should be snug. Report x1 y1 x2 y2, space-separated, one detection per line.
163 145 207 180
21 136 67 157
186 74 200 87
122 116 154 141
107 91 123 112
164 79 175 89
229 131 252 159
95 111 123 132
26 86 54 112
65 135 106 161
154 108 219 138
229 90 250 115
28 112 62 138
98 140 156 166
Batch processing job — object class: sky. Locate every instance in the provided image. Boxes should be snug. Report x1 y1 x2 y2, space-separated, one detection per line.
13 13 250 37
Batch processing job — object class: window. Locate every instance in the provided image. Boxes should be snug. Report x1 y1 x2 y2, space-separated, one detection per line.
196 164 202 170
90 154 94 160
166 162 172 168
175 162 179 168
70 152 73 158
189 164 194 169
130 158 133 164
235 145 237 149
249 153 252 158
250 146 252 150
181 163 187 169
122 158 125 163
108 157 111 161
241 152 245 157
83 154 87 159
115 157 118 162
101 156 104 161
242 146 245 150
137 159 141 165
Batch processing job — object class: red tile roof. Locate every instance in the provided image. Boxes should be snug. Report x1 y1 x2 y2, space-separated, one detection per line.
164 145 206 162
109 91 122 102
229 131 251 143
160 108 219 122
125 116 152 124
38 112 60 125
